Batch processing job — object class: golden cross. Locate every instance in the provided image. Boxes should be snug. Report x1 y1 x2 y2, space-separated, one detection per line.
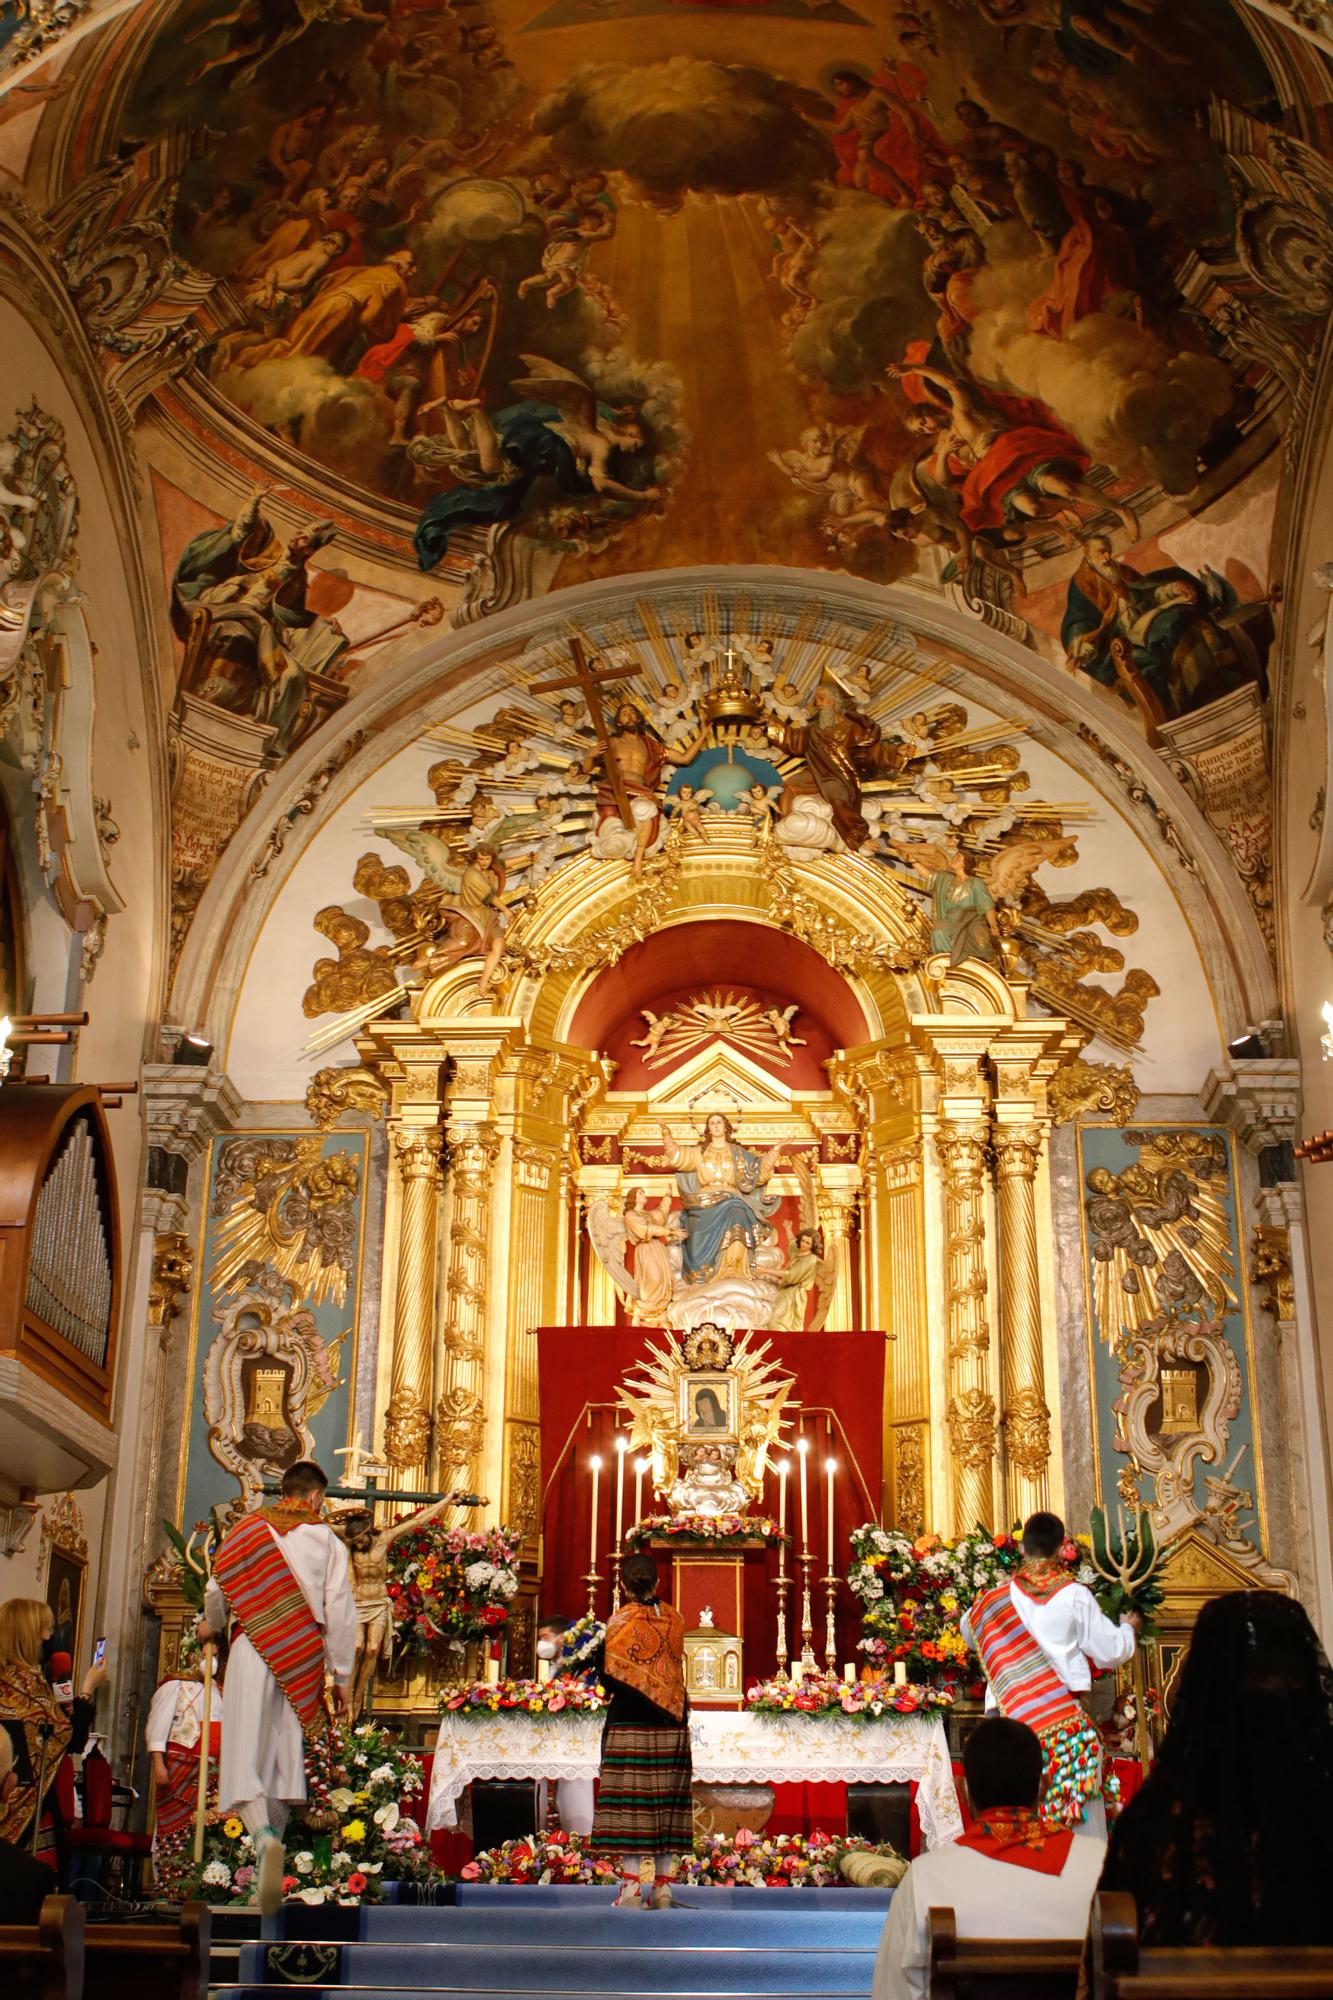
531 636 647 830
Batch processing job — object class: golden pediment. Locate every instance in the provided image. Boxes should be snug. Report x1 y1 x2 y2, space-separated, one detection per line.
637 1042 800 1122
1158 1528 1292 1612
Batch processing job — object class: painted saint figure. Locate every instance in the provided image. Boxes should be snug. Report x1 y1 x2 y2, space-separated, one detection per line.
656 1113 783 1284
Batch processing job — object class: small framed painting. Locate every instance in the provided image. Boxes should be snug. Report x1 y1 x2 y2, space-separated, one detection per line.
679 1372 736 1443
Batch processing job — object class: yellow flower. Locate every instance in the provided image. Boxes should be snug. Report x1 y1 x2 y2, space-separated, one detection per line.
342 1819 366 1843
223 1817 244 1839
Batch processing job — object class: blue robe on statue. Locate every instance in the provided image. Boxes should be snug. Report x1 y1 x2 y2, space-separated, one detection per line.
676 1141 782 1283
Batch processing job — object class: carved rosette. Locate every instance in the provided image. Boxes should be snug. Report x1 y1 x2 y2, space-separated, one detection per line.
1048 1057 1140 1125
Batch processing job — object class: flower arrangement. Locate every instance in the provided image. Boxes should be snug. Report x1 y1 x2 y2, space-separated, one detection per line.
557 1611 604 1672
442 1674 607 1719
625 1513 785 1548
385 1517 521 1657
745 1671 953 1720
463 1829 903 1888
462 1830 622 1885
154 1721 438 1908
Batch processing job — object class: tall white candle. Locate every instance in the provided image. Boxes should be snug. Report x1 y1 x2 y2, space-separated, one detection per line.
589 1454 602 1568
843 1663 855 1685
894 1661 907 1688
825 1458 837 1571
537 1657 553 1685
797 1436 809 1553
634 1457 648 1526
777 1461 789 1536
614 1434 627 1548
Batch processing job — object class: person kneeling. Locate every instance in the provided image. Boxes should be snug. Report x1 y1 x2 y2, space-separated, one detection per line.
871 1716 1105 2000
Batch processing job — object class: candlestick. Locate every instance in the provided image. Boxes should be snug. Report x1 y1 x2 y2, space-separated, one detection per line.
775 1534 791 1671
822 1569 838 1672
799 1549 816 1671
777 1459 789 1537
589 1453 602 1570
825 1457 836 1572
634 1456 648 1527
797 1436 809 1553
582 1564 603 1618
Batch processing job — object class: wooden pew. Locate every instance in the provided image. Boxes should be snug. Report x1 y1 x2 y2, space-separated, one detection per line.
0 1894 83 2000
83 1903 210 2000
926 1906 1082 1999
1092 1891 1333 1998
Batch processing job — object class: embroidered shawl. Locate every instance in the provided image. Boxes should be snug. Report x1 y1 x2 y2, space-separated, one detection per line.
1013 1557 1077 1605
604 1600 687 1722
213 1503 327 1730
957 1806 1076 1875
0 1661 72 1845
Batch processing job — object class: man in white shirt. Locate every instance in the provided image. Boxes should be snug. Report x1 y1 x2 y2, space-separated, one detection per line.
871 1716 1105 2000
200 1461 357 1914
145 1644 225 1848
961 1511 1139 1835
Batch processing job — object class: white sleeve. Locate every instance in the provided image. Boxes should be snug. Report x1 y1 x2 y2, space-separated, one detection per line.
1073 1585 1136 1670
145 1682 178 1753
204 1577 228 1635
871 1869 925 2000
322 1531 358 1684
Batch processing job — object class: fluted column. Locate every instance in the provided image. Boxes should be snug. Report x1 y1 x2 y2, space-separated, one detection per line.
384 1125 443 1486
936 1120 996 1532
436 1122 500 1494
993 1122 1050 1517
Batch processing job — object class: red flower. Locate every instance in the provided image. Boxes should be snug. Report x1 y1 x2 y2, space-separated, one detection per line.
346 1872 368 1894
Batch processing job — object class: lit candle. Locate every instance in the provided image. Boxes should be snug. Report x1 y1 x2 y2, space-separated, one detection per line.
634 1457 648 1527
843 1663 855 1685
777 1460 789 1537
894 1661 907 1688
614 1434 628 1549
589 1454 602 1568
537 1657 552 1685
825 1458 836 1571
797 1436 809 1553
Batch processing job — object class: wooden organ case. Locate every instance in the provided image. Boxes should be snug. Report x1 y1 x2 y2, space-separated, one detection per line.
0 1083 121 1426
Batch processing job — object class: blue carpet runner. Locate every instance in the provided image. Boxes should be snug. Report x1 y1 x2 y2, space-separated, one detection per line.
212 1883 894 1999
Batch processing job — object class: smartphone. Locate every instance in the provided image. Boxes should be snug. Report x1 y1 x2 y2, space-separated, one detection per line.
92 1637 107 1668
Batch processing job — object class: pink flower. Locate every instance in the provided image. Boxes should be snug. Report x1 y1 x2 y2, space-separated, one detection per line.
734 1828 756 1848
546 1690 566 1712
461 1862 481 1880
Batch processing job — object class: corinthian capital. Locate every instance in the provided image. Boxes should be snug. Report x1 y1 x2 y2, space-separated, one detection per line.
992 1123 1044 1180
393 1126 442 1183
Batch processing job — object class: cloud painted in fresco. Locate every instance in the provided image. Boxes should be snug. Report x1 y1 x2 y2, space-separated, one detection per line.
531 58 833 206
787 197 934 396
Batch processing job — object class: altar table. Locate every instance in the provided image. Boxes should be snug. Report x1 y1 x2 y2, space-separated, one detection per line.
425 1709 964 1851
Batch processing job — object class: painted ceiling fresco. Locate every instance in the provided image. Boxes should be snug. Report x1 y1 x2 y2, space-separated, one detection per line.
119 0 1293 685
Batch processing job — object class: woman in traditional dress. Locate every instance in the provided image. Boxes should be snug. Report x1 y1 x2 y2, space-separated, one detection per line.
0 1599 104 1872
1093 1592 1333 1949
657 1113 783 1284
590 1552 692 1909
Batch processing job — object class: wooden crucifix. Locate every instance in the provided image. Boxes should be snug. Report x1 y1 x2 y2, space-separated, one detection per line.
531 635 646 829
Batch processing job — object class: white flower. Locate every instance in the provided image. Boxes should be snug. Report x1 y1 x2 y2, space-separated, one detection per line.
329 1787 357 1813
494 1568 519 1599
294 1852 315 1875
354 1724 373 1737
872 1529 892 1553
464 1561 497 1593
369 1764 396 1786
202 1861 231 1888
374 1803 400 1833
361 1860 383 1874
331 1852 352 1872
297 1888 327 1906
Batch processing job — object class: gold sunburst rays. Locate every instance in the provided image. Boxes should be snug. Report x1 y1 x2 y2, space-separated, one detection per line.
1086 1132 1237 1357
616 1327 796 1506
631 991 805 1071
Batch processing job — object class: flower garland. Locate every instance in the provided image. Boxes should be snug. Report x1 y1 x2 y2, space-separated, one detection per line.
625 1513 786 1548
442 1674 607 1719
385 1518 521 1656
154 1721 438 1908
463 1829 903 1889
557 1611 604 1672
745 1671 953 1720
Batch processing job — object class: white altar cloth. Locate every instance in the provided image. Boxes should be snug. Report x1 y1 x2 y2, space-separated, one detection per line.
425 1708 963 1850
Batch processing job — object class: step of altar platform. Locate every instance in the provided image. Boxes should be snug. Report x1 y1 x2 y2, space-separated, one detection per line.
211 1884 893 1999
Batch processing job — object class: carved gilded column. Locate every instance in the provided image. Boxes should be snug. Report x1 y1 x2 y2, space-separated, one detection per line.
935 1121 996 1532
992 1122 1050 1517
436 1122 500 1495
384 1125 443 1486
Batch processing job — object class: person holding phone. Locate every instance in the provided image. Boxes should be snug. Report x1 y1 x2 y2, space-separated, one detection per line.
0 1599 106 1871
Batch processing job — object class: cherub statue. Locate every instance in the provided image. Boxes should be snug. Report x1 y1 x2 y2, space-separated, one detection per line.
339 1489 479 1716
738 780 783 830
665 784 714 840
630 1010 672 1060
0 439 39 564
763 1003 806 1058
667 1443 750 1519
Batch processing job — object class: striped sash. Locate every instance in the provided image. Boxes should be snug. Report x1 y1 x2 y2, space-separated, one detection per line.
214 1511 327 1730
964 1583 1082 1733
154 1726 222 1841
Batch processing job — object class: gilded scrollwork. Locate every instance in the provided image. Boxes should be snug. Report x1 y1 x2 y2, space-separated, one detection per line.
1250 1224 1295 1322
210 1136 362 1308
946 1387 998 1474
1049 1056 1140 1125
148 1232 194 1336
306 1065 390 1133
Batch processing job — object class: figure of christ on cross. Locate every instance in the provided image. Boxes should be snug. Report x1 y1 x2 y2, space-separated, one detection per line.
533 637 708 877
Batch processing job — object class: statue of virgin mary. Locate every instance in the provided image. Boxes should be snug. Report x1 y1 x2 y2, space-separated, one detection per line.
656 1114 783 1284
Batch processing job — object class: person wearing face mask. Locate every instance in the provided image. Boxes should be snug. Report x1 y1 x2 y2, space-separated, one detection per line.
0 1598 106 1872
535 1616 596 1837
